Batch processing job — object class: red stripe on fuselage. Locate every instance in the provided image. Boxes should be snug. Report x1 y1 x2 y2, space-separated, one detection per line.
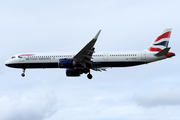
19 54 35 56
155 31 171 42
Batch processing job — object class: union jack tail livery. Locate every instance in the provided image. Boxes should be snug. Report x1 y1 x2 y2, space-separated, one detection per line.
148 28 172 51
146 28 175 58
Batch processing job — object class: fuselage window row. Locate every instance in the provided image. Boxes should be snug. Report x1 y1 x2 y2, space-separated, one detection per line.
110 54 137 56
26 55 73 58
24 54 138 58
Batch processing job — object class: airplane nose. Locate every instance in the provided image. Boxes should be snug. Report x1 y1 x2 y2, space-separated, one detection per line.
5 61 9 66
5 59 11 67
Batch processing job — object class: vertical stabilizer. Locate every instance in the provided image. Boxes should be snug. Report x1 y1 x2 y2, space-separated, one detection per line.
148 28 172 52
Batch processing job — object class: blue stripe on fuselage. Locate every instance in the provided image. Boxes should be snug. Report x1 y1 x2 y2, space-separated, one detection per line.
5 61 147 69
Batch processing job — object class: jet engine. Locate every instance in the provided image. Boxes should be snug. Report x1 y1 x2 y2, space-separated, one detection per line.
59 58 74 68
66 69 80 76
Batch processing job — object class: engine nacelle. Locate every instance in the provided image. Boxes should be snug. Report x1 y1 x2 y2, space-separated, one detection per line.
59 59 74 68
66 69 80 77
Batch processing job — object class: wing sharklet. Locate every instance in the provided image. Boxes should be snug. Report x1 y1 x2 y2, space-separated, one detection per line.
93 30 101 40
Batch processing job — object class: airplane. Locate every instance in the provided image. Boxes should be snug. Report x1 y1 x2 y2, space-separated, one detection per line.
5 29 175 79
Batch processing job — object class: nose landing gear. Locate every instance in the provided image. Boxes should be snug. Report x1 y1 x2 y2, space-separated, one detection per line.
87 74 92 79
21 68 26 77
87 70 92 79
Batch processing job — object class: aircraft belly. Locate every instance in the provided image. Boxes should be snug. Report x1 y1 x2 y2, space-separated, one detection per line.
92 61 147 67
6 62 59 68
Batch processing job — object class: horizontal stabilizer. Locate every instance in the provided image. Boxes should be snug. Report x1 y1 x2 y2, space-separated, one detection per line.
155 47 171 56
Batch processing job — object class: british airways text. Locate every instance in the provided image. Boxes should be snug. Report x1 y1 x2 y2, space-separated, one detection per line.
25 57 51 60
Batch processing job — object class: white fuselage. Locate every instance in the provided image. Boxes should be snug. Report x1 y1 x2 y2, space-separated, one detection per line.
5 50 165 69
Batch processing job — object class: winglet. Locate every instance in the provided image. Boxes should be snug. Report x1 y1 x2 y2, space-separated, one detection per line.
155 47 171 56
93 30 101 40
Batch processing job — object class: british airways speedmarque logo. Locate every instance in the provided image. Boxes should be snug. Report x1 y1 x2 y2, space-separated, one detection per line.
18 54 35 58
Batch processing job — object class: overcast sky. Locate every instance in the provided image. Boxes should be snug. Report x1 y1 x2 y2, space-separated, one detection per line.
0 0 180 120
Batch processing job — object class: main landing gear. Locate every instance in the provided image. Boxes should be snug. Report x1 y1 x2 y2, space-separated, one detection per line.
83 68 92 79
21 68 26 77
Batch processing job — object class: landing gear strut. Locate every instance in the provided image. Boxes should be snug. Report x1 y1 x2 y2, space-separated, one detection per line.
21 68 26 77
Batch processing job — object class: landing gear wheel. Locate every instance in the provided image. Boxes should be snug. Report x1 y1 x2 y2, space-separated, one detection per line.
21 68 26 77
87 74 92 79
21 73 25 77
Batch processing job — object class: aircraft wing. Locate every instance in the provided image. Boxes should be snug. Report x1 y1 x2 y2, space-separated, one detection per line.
73 30 101 67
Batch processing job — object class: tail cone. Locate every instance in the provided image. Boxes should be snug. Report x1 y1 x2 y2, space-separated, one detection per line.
166 52 175 58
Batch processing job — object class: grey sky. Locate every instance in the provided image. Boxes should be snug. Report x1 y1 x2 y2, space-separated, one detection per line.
0 0 180 120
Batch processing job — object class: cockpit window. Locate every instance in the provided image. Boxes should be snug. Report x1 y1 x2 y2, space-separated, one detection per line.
11 56 16 59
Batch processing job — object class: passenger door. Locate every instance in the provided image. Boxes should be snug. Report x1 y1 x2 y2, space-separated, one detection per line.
103 53 108 60
141 51 146 60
